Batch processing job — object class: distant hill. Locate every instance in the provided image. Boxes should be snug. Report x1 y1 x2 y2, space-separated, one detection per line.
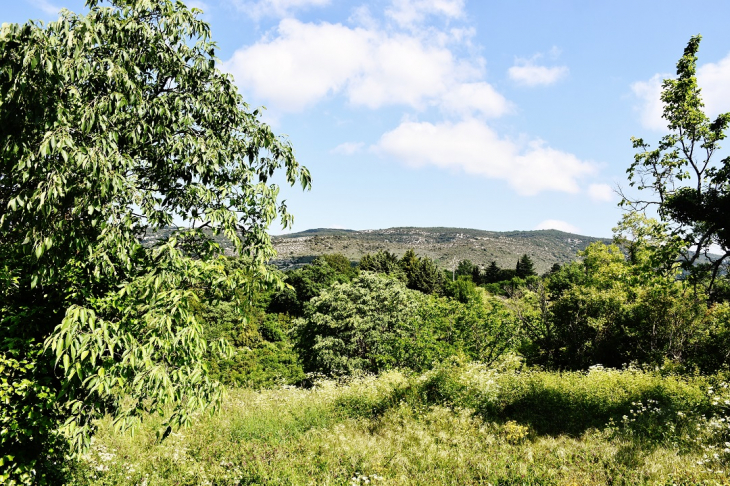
271 227 612 274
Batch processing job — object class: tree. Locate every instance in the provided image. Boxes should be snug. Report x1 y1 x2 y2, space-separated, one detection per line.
293 273 516 376
359 250 404 279
318 253 357 279
516 254 537 279
455 259 475 278
484 260 501 284
408 255 444 294
622 35 730 296
268 257 350 316
292 273 424 376
471 264 483 285
0 0 309 481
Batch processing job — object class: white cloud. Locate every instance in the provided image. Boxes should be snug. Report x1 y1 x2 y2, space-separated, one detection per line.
222 18 505 115
440 82 513 118
373 119 597 195
587 183 615 203
230 0 330 19
27 0 61 15
508 58 569 87
632 52 730 130
331 142 364 155
535 220 581 234
222 20 370 111
698 53 730 116
385 0 465 27
630 73 668 131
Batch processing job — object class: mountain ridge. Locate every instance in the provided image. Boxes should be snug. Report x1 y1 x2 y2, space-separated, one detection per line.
271 226 612 273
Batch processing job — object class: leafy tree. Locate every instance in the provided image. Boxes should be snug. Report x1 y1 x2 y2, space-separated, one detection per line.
443 275 480 304
516 254 537 279
357 249 443 294
483 260 501 284
359 250 405 280
268 257 348 316
456 259 475 278
318 253 357 279
623 35 730 296
0 0 309 481
292 273 424 376
406 254 444 294
293 273 516 376
532 241 715 369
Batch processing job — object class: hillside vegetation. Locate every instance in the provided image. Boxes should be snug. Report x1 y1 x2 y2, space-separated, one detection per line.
271 227 610 274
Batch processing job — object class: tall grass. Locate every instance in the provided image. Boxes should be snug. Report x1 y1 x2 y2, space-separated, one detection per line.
71 363 730 485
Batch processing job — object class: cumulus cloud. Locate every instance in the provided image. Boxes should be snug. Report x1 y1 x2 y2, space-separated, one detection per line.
373 119 597 195
587 183 615 203
698 53 730 115
632 52 730 130
27 0 61 15
229 0 330 19
630 73 669 131
535 220 581 234
385 0 465 27
440 82 514 118
331 142 365 155
508 57 569 87
222 18 509 115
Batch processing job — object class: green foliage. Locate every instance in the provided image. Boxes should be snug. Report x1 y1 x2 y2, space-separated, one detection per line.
268 255 353 316
443 275 480 303
317 253 357 279
68 365 728 486
358 250 404 278
490 365 710 443
0 0 309 477
483 260 501 284
455 259 475 278
403 252 443 294
293 273 423 375
0 347 69 484
293 273 516 376
527 240 722 370
194 299 305 389
516 254 537 279
358 249 443 294
625 35 730 295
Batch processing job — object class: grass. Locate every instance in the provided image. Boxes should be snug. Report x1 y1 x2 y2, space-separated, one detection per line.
70 362 730 485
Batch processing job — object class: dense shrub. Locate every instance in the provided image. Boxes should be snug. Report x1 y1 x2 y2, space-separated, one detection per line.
196 300 305 388
268 255 354 316
293 273 517 376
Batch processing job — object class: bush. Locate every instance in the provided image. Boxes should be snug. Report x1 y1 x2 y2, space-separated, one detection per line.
0 348 69 485
293 273 423 376
293 273 517 377
197 300 305 388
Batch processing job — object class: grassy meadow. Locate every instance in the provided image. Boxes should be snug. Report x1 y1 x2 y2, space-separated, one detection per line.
71 361 730 486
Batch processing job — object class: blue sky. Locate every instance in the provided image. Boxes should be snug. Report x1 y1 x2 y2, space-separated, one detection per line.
6 0 730 237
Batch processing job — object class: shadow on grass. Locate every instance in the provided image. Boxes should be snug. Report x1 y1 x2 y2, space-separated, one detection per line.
485 385 702 437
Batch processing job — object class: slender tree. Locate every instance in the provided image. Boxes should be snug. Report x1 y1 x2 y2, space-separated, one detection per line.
516 254 537 279
622 35 730 296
